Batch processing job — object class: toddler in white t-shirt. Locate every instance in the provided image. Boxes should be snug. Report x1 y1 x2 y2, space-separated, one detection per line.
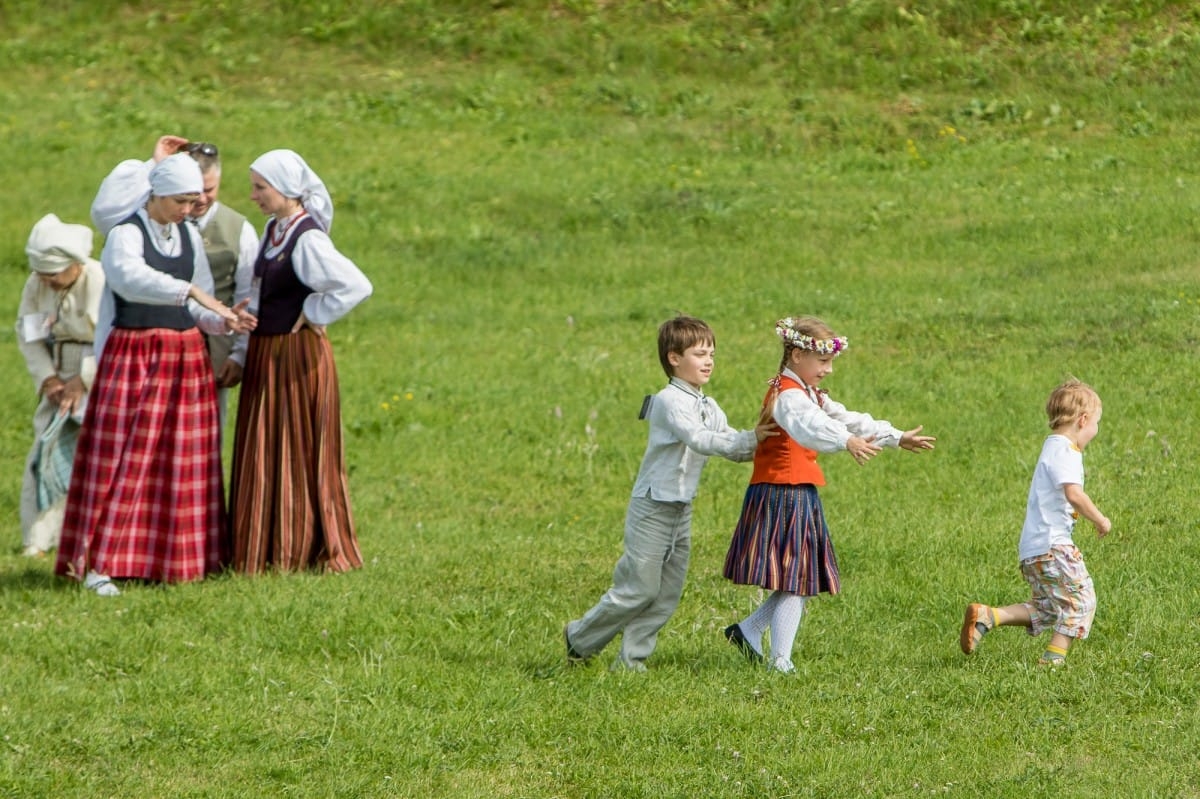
960 379 1112 666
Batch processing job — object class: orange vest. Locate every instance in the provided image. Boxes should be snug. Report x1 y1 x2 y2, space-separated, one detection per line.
750 375 826 486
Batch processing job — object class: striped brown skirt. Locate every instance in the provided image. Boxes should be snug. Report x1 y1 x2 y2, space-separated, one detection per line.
229 329 361 574
722 483 840 596
55 328 227 583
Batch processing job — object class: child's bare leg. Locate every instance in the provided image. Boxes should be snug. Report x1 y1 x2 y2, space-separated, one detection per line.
960 602 1031 654
992 604 1032 628
1038 631 1073 666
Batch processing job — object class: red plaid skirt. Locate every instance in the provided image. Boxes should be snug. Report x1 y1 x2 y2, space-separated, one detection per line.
229 329 361 574
55 328 228 583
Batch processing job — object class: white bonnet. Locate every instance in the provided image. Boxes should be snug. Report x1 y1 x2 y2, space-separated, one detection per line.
26 213 94 274
250 149 334 232
149 153 203 197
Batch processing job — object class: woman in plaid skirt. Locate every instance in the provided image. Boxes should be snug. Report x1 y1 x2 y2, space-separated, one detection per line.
55 154 256 596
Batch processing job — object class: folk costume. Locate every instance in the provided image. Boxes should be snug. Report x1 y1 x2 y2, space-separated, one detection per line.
230 149 372 574
723 320 904 672
17 215 104 556
56 155 233 589
90 152 258 430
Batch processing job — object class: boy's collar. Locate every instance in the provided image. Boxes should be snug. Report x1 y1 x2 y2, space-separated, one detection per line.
668 376 705 398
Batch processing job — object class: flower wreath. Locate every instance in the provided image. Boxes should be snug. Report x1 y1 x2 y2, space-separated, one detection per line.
775 318 847 356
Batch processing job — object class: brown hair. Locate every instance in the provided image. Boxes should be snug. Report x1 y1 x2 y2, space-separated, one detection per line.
1045 378 1101 430
657 315 714 378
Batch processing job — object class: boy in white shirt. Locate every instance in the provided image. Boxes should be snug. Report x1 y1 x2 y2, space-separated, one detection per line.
961 379 1112 666
564 315 775 672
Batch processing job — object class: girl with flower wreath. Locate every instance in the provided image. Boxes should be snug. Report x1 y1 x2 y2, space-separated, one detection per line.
721 315 936 672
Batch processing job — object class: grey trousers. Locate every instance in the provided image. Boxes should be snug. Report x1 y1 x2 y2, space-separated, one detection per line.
567 495 692 667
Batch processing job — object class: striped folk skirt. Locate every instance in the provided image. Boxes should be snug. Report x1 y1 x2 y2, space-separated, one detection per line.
722 483 840 596
55 328 228 583
229 330 362 574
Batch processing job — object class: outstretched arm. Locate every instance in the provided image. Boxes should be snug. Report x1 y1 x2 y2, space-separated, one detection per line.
1064 483 1111 538
899 425 936 452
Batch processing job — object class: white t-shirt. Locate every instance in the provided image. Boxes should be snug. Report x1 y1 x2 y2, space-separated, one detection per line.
1018 434 1083 561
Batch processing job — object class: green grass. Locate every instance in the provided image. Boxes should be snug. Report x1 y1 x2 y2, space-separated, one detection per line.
2 1 1200 796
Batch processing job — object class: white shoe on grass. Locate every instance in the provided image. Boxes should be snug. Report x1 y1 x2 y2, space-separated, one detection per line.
84 571 120 597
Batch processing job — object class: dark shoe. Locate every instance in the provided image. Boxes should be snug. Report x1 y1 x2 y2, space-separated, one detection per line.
724 623 763 663
960 603 992 655
564 625 586 664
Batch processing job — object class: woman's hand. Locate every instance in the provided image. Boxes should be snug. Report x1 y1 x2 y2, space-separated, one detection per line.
224 299 258 335
59 376 86 413
189 287 258 335
291 312 326 337
41 376 65 405
153 135 189 162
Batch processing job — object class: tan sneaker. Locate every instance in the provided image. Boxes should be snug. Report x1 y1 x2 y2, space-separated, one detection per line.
960 603 992 654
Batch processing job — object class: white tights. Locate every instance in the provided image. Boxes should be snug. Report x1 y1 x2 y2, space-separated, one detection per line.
739 590 806 662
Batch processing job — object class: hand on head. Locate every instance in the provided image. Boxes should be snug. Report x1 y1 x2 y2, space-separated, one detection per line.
153 135 190 162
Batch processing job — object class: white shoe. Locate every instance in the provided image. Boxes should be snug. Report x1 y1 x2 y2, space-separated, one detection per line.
22 545 46 558
84 571 120 597
768 657 795 674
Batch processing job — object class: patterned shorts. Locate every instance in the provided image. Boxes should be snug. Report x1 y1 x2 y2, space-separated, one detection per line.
1020 544 1096 639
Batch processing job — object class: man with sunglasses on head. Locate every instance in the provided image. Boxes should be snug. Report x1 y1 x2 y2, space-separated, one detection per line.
91 135 257 431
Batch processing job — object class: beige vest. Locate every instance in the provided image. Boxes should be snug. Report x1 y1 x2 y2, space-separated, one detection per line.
201 204 248 369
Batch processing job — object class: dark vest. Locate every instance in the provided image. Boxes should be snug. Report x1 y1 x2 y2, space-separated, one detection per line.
113 213 196 331
252 215 320 336
201 203 247 307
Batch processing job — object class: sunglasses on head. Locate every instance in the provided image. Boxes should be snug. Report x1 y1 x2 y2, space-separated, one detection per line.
184 141 218 157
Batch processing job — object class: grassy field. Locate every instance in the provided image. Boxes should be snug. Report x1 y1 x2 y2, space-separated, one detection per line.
1 1 1199 796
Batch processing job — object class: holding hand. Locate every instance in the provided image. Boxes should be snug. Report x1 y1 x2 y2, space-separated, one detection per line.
225 299 259 335
188 286 259 335
754 422 779 443
846 435 882 465
899 425 936 452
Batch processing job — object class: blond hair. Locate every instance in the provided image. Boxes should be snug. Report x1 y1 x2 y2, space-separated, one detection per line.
760 315 840 426
1045 378 1101 430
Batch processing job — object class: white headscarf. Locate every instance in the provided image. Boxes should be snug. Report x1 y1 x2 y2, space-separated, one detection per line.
250 149 333 233
149 153 203 197
26 213 94 274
